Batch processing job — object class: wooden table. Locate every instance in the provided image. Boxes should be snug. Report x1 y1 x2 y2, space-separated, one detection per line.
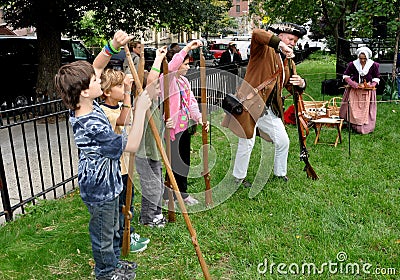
310 117 344 147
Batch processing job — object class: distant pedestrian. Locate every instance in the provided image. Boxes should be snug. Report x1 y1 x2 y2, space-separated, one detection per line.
123 40 142 74
297 43 303 50
219 42 242 75
304 42 309 49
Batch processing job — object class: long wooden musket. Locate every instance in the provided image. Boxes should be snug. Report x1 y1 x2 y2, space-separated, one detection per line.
199 48 212 206
124 45 212 279
121 44 145 257
121 152 134 256
288 58 318 180
162 57 176 222
138 41 145 89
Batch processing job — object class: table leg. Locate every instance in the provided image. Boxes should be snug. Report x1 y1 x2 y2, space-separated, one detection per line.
314 123 322 145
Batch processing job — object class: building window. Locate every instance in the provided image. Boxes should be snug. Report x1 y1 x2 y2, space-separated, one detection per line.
236 5 240 12
236 0 240 2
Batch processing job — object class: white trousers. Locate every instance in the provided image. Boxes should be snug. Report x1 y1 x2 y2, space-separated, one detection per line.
233 108 289 178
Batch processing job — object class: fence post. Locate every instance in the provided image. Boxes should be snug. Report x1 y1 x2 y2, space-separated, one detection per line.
0 146 13 222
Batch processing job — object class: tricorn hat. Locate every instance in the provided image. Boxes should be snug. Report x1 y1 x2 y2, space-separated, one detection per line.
268 22 307 38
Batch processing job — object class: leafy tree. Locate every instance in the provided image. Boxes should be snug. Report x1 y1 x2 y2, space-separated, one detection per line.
249 0 399 76
0 0 230 101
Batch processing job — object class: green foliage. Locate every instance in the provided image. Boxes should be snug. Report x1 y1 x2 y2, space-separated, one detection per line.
305 51 337 65
0 0 232 40
346 0 399 38
0 54 399 279
249 0 398 53
78 11 108 49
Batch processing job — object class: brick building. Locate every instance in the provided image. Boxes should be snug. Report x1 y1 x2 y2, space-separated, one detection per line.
228 0 252 35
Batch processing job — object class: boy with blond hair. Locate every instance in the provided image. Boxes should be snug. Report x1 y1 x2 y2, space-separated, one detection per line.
99 68 150 251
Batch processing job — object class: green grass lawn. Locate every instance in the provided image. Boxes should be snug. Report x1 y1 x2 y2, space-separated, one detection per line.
0 53 399 279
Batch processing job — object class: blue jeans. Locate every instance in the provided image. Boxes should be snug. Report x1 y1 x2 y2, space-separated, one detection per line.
86 197 120 278
135 157 163 224
119 174 135 247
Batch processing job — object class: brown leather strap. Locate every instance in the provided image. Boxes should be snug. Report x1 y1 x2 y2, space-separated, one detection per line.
255 53 283 92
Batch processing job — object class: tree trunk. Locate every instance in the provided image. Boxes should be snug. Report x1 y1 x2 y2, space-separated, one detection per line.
35 0 61 102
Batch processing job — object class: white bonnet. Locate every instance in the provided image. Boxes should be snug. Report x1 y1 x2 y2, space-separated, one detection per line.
356 47 372 59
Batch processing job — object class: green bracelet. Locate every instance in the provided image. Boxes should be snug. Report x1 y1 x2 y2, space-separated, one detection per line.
108 40 120 54
151 67 161 73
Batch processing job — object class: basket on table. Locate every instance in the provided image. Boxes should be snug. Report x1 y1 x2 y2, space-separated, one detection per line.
301 93 328 120
326 97 342 117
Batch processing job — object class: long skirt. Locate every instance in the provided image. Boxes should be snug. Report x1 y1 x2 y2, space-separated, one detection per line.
339 87 377 134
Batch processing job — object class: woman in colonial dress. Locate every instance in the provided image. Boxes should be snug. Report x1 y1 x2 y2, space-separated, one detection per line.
339 47 380 134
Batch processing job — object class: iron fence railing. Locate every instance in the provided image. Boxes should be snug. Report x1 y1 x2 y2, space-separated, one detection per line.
0 100 78 223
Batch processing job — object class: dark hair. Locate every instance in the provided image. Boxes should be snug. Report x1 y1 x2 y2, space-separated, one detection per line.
166 43 181 62
166 43 189 62
128 40 141 50
54 61 95 110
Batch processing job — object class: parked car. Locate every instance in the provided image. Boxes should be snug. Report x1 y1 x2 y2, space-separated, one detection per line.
106 47 157 72
189 46 215 68
0 35 93 109
232 34 252 41
170 43 215 68
209 43 241 62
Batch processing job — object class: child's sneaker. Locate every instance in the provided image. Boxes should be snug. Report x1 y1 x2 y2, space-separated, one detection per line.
131 232 150 245
183 195 199 206
145 215 167 228
117 260 138 271
130 239 147 253
96 267 136 280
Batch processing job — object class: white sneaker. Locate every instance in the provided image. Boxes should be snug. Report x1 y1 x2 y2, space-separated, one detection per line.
130 232 150 245
145 215 167 228
183 195 199 206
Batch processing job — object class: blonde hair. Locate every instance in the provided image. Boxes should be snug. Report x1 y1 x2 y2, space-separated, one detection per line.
100 69 125 99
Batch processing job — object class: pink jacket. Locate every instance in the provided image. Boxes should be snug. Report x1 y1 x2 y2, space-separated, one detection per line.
160 49 202 141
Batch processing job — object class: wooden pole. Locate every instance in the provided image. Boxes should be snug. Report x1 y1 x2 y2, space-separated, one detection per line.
162 58 176 222
121 40 146 257
124 45 211 280
121 152 134 256
199 48 212 207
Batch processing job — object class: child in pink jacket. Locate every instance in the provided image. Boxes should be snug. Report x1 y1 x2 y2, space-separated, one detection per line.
160 40 208 206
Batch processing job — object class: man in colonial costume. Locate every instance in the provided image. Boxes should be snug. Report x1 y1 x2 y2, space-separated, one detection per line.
222 23 307 185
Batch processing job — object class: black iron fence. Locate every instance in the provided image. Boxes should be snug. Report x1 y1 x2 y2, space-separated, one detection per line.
0 65 246 223
0 100 78 223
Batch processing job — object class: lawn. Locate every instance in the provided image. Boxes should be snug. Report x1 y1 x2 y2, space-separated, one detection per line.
0 52 399 280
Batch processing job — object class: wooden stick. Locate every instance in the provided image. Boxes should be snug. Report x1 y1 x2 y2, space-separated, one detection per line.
124 45 211 280
162 57 176 222
121 151 134 256
121 40 147 256
199 48 212 207
138 41 145 88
